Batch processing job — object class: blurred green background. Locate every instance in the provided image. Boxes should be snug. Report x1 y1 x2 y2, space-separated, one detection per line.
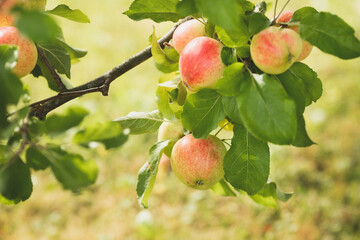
1 0 360 239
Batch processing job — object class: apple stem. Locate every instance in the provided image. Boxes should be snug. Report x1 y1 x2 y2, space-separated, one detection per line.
221 140 231 148
273 0 279 22
274 0 291 22
215 121 230 137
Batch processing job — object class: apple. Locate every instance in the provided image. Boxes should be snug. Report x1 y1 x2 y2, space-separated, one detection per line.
179 36 225 92
172 19 206 54
158 122 184 142
171 134 226 190
0 0 47 27
276 11 313 61
0 12 14 27
250 26 302 74
157 153 172 179
1 0 47 10
0 26 38 77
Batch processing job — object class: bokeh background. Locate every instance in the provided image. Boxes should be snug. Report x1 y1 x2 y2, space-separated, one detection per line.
1 0 360 239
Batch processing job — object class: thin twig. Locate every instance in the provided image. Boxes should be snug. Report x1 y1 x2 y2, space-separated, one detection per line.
36 46 67 92
273 0 279 22
274 0 291 21
28 17 192 120
215 122 230 137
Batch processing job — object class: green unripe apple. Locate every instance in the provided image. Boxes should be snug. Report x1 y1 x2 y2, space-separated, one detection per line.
171 134 226 190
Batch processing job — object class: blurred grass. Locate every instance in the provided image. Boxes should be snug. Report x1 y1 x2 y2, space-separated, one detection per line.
1 0 360 239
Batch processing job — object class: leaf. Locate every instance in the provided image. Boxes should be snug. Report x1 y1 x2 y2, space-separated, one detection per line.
0 107 28 140
137 140 169 208
0 45 23 128
250 182 292 208
176 0 198 17
182 89 226 139
0 158 33 203
73 121 128 150
291 7 318 22
292 113 314 147
237 74 297 145
222 96 242 124
156 73 177 121
215 25 248 48
299 12 360 59
25 146 50 170
254 1 267 14
43 106 89 135
215 62 249 96
220 47 237 66
47 4 90 23
37 43 71 78
113 110 164 135
211 179 237 197
248 13 270 36
224 124 270 195
43 146 98 192
14 8 59 42
124 0 181 23
288 63 322 105
196 0 246 34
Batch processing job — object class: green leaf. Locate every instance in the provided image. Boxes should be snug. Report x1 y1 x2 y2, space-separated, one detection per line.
0 45 23 128
224 124 269 195
182 89 226 139
211 178 237 197
43 146 98 192
58 41 87 60
114 110 164 135
43 106 89 135
248 13 270 36
14 8 59 42
215 25 248 48
124 0 181 23
137 140 169 208
236 45 250 58
288 63 322 105
215 62 249 96
292 113 314 147
151 28 178 73
0 158 33 203
176 0 198 17
250 182 292 207
156 73 178 121
73 121 128 150
254 1 267 14
237 74 297 145
0 107 28 140
220 47 237 66
25 146 50 170
291 7 318 22
47 4 90 23
299 12 360 59
222 96 243 124
196 0 246 33
37 42 71 78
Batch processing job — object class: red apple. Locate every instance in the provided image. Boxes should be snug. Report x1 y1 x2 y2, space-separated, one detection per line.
171 134 226 190
179 36 225 92
250 26 302 74
276 10 313 61
172 19 206 54
0 26 38 77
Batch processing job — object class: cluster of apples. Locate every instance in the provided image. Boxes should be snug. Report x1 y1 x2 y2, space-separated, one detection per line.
160 12 312 190
0 0 46 77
